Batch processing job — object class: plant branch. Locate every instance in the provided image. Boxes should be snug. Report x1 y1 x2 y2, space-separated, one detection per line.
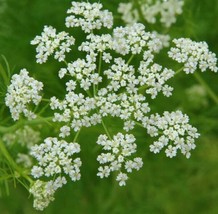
0 117 53 134
101 119 112 140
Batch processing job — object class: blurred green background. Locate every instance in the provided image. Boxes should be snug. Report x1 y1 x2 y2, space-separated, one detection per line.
0 0 218 213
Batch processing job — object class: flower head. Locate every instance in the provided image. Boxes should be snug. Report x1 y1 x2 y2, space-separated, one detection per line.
5 69 43 120
168 38 218 73
66 2 113 33
31 26 75 63
97 133 143 186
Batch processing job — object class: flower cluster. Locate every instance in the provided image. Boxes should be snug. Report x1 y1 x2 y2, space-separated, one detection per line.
143 111 200 158
29 176 67 211
65 2 113 33
51 31 174 136
112 23 163 55
79 33 113 55
79 23 164 56
4 1 218 211
5 69 43 120
31 25 75 63
168 38 218 73
3 125 41 148
31 137 81 181
30 136 81 210
138 58 175 98
118 0 184 28
97 133 143 186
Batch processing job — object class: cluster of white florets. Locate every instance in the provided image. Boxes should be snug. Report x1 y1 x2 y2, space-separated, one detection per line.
30 137 81 210
112 23 163 55
168 38 218 73
29 176 67 211
118 0 184 28
79 34 113 54
138 58 175 98
50 91 101 133
79 23 164 56
143 111 200 158
65 2 113 33
97 133 143 186
3 125 41 148
49 19 170 136
5 69 43 121
31 137 81 181
31 25 75 63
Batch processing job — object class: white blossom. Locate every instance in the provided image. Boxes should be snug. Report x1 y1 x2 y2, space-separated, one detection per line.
31 137 81 181
5 69 43 121
65 2 113 33
112 23 163 55
31 26 75 63
97 133 143 186
29 177 67 211
168 38 218 73
145 111 200 158
118 0 184 28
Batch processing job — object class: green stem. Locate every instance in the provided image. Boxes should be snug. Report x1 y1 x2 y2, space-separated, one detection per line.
0 117 53 134
1 55 11 78
194 72 218 105
41 98 50 102
98 52 102 76
38 103 50 115
134 121 144 128
93 84 96 97
0 140 33 185
175 66 184 75
96 52 103 93
127 54 134 65
85 90 92 97
101 119 112 140
73 129 81 142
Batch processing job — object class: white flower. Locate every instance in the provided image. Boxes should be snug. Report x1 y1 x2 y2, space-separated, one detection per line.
30 137 81 181
116 172 128 186
97 133 143 185
31 26 75 63
97 166 111 178
112 23 163 56
65 2 113 33
5 69 43 121
31 166 44 178
29 177 66 211
59 125 71 138
146 111 200 158
168 38 218 73
118 0 184 28
165 145 177 158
